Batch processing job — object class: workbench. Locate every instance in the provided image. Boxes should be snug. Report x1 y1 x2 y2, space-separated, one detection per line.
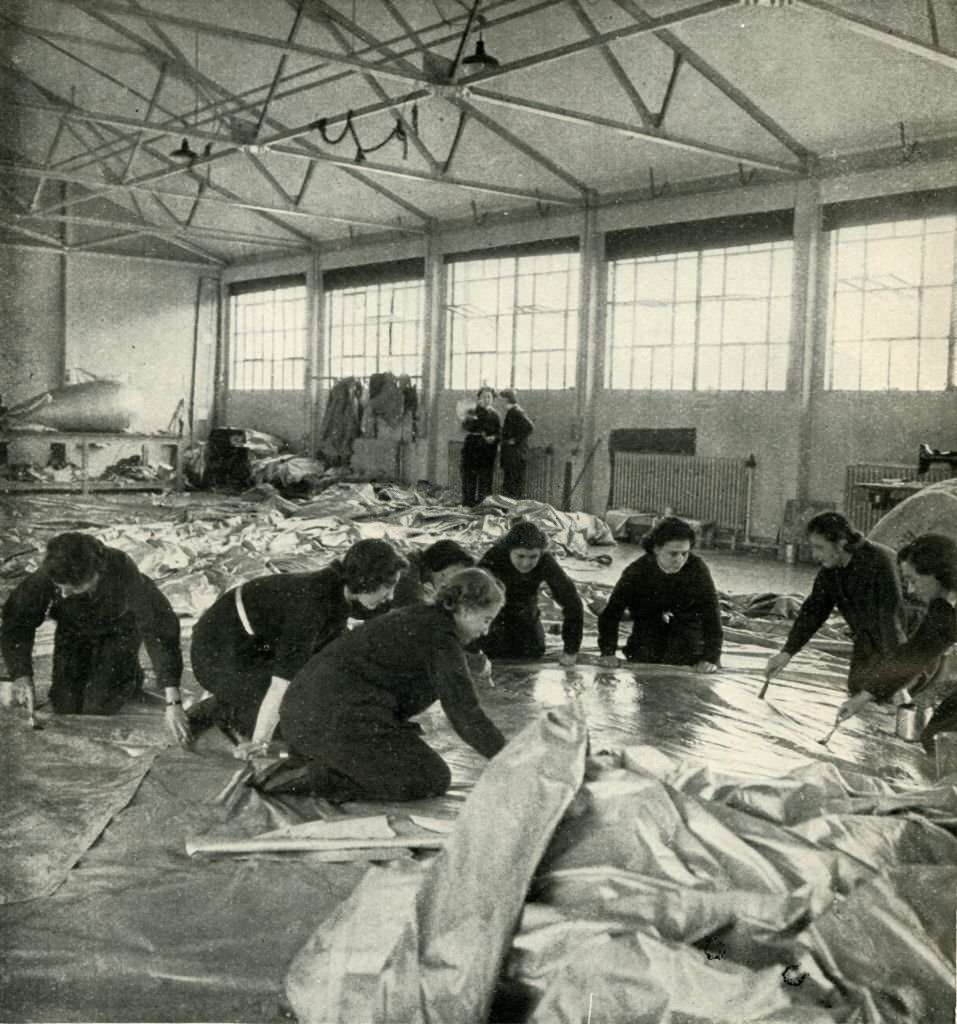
0 431 181 495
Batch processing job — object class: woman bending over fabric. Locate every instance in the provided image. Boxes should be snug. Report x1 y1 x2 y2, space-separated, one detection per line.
478 520 583 667
0 532 189 744
188 538 406 757
597 517 723 673
278 568 506 802
390 539 475 608
828 534 956 747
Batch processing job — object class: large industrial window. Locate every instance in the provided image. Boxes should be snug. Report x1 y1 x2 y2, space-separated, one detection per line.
445 245 580 390
606 240 793 391
325 280 425 383
825 214 955 391
228 275 307 390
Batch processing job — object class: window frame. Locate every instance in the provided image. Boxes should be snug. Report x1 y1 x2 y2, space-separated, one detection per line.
227 275 308 392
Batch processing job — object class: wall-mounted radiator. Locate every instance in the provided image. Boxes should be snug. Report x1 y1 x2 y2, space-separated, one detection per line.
447 441 555 505
609 452 750 536
844 462 952 535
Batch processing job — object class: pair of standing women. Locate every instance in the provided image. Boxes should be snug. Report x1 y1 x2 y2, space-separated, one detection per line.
460 387 534 506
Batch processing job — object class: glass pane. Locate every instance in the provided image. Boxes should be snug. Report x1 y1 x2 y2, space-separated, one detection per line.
535 272 569 312
547 349 565 388
918 338 949 390
697 346 720 390
923 231 955 286
610 305 634 348
860 340 890 389
612 263 635 304
869 237 921 288
863 288 918 339
673 345 695 389
636 260 675 304
532 311 564 349
514 351 531 390
771 248 793 296
725 251 771 297
719 345 745 390
673 302 696 346
698 299 723 347
768 296 792 344
634 303 672 345
631 349 652 390
888 340 918 390
675 256 698 300
832 292 863 340
700 254 724 296
742 346 768 390
767 344 789 390
835 240 866 289
723 299 767 345
920 285 952 337
831 346 859 389
651 346 673 389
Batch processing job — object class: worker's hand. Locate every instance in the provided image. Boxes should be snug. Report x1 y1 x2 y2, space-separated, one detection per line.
470 653 493 685
1 675 35 709
598 654 619 669
765 651 791 680
164 703 191 746
694 660 718 675
836 690 873 722
232 739 270 761
484 434 497 444
558 652 577 668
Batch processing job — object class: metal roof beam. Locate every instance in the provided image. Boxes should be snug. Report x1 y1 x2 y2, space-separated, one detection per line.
468 88 804 173
795 0 957 70
611 0 812 162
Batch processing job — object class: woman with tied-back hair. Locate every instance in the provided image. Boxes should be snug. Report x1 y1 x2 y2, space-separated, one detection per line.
277 568 506 801
597 516 723 672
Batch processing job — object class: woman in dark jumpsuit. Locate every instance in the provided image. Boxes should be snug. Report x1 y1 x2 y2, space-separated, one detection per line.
597 517 723 672
478 520 583 667
187 538 406 756
460 386 501 507
279 568 506 802
0 532 189 743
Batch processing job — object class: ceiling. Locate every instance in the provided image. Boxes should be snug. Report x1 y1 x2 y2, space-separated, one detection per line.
1 0 956 267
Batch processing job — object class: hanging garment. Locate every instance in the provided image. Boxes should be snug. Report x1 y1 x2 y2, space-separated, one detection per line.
317 378 363 465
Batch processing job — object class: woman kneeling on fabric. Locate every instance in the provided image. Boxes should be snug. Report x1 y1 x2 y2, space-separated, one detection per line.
597 516 723 673
478 520 583 667
277 568 507 802
188 538 406 757
832 534 957 744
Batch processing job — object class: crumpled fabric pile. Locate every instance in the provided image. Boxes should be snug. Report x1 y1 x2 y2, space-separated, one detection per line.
286 707 957 1024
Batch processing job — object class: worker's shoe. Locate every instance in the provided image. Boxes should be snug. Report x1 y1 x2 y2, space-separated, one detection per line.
185 695 221 738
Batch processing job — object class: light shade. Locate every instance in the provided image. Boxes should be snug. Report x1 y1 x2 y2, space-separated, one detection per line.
462 38 499 69
170 138 198 164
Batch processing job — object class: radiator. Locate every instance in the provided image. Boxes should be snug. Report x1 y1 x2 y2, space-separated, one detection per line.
609 452 749 534
447 441 555 504
844 462 953 535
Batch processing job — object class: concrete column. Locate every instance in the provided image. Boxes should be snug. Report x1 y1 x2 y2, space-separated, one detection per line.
423 230 446 483
791 178 824 503
576 204 607 513
307 246 323 453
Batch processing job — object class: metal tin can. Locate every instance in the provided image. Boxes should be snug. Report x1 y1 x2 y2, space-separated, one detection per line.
895 703 921 741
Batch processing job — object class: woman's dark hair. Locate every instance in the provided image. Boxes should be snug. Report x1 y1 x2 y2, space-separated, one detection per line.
805 511 862 546
420 540 474 581
641 516 697 554
898 534 957 591
435 567 505 614
340 539 407 594
476 386 496 399
502 520 548 551
42 532 106 585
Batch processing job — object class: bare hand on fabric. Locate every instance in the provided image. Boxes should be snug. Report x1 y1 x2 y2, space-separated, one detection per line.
694 661 718 674
597 655 619 668
0 675 35 709
232 739 270 761
836 690 873 722
164 704 191 746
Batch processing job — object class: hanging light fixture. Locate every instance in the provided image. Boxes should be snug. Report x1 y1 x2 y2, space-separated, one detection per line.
171 30 202 164
462 24 499 69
